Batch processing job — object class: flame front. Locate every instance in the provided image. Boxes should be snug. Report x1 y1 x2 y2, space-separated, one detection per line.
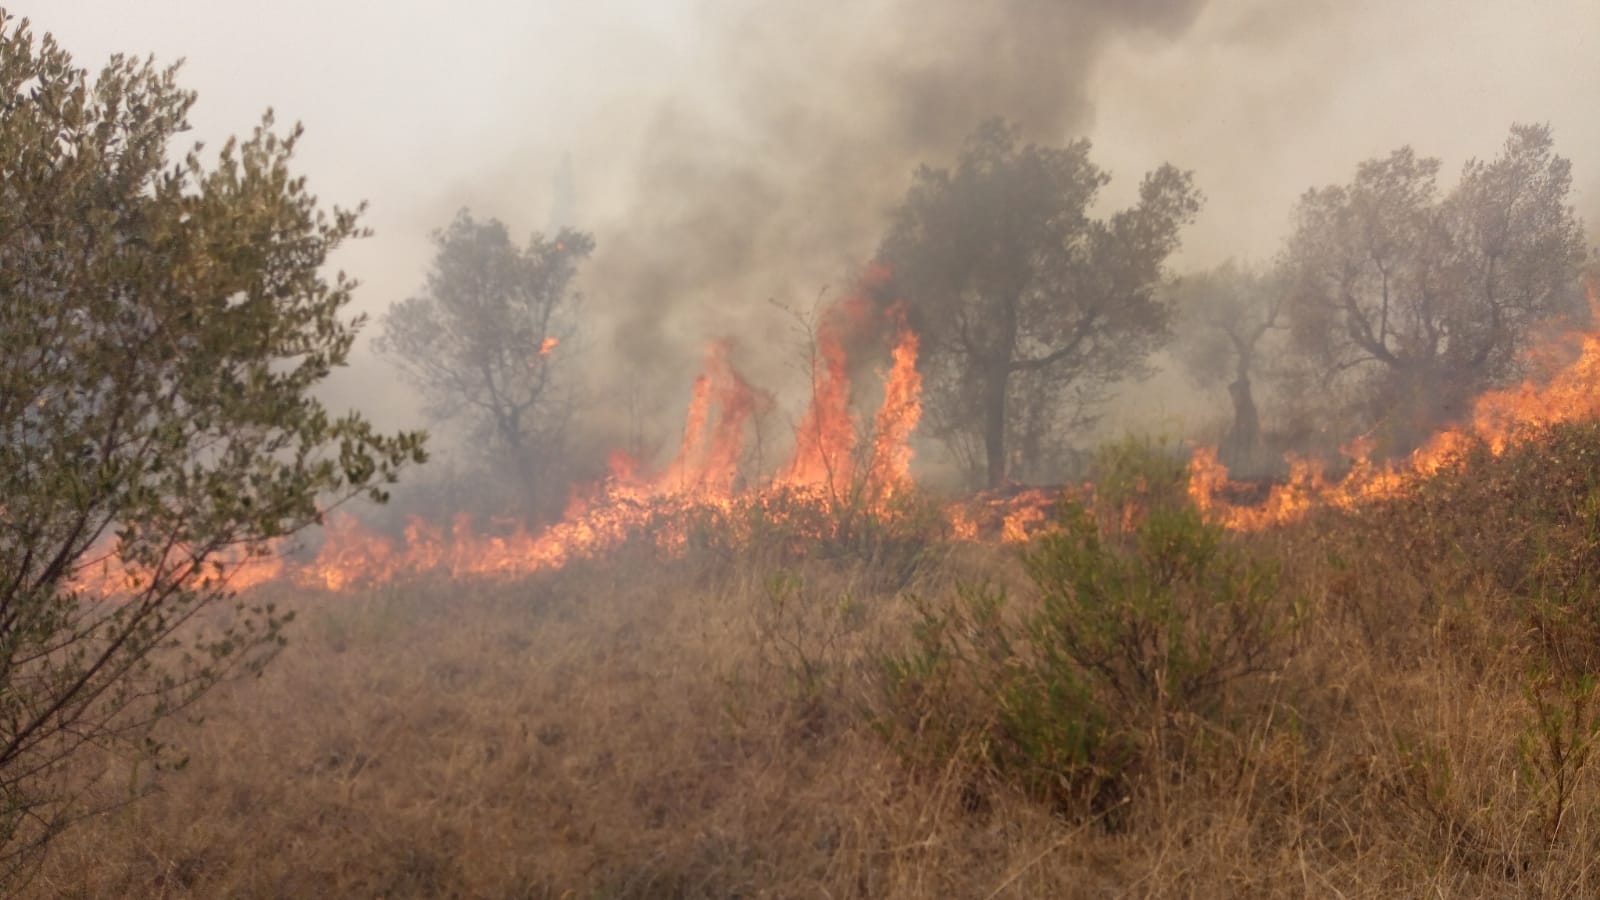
69 281 931 596
69 279 1600 596
1192 281 1600 528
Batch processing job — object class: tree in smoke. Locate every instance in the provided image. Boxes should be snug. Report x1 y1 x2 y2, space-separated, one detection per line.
377 211 594 517
1285 124 1589 451
0 13 425 877
1171 262 1286 470
878 120 1201 487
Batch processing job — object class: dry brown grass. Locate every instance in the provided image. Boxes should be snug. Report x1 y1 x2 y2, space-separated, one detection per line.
20 427 1600 898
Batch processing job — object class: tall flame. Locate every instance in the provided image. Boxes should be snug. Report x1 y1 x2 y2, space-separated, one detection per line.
864 320 922 501
69 281 924 596
644 338 769 497
70 279 1600 596
781 294 867 492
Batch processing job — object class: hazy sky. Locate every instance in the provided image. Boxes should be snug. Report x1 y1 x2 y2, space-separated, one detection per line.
21 0 1600 439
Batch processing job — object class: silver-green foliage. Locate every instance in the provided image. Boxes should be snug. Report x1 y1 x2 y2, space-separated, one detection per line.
0 12 425 874
881 440 1297 815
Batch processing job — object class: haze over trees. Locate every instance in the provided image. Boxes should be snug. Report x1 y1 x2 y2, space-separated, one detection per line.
878 119 1201 488
8 1 1600 893
1283 124 1589 451
0 12 423 876
1171 262 1286 470
376 212 593 519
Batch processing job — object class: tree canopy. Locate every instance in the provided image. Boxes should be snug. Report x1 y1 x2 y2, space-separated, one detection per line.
377 210 593 517
878 120 1201 487
0 13 424 875
1285 124 1589 448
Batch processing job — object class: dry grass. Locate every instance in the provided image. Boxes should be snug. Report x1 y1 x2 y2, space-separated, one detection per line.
20 426 1600 898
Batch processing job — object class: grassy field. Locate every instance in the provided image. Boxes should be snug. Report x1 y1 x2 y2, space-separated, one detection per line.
22 424 1600 898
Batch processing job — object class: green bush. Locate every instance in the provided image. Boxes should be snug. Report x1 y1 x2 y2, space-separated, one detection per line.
878 438 1300 816
1023 498 1288 727
0 15 424 879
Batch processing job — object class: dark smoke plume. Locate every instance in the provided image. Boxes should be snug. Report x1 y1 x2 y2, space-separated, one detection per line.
577 0 1209 424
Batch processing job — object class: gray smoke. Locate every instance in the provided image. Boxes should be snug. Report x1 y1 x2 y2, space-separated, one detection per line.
569 0 1210 432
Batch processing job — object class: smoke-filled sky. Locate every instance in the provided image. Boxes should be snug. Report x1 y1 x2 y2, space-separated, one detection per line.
26 0 1600 443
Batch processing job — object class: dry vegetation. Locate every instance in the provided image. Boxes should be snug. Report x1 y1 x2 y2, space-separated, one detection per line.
23 424 1600 899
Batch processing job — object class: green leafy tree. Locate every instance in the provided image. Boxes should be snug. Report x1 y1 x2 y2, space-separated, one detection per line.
0 13 424 876
1285 124 1589 450
878 119 1201 488
377 211 593 518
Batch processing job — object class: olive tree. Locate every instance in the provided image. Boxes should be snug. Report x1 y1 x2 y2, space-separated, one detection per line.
377 210 593 518
878 120 1201 487
1285 124 1589 449
0 13 424 875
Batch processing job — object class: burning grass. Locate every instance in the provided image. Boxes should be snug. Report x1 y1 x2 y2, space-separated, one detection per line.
23 419 1600 898
1190 283 1600 529
33 282 1600 895
62 287 944 599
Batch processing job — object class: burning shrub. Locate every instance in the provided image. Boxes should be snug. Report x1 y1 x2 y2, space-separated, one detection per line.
750 490 939 569
877 439 1300 818
669 485 948 592
1282 419 1600 862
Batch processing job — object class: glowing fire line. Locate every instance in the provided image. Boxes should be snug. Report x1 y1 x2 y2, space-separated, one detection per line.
1190 282 1600 529
68 281 1600 594
69 290 928 595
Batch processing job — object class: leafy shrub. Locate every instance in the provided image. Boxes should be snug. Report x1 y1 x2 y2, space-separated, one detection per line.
878 438 1300 816
1022 500 1289 728
0 15 424 880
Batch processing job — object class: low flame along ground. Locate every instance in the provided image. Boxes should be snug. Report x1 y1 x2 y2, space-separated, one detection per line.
69 281 1600 596
1191 282 1600 530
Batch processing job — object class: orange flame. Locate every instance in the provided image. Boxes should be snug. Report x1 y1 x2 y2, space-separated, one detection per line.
79 279 1600 597
1192 281 1600 528
781 295 865 492
865 322 922 501
645 339 771 496
69 279 931 596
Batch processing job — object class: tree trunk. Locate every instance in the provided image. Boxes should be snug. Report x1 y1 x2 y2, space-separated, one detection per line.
1226 374 1260 469
981 288 1025 490
1387 361 1473 455
983 364 1010 489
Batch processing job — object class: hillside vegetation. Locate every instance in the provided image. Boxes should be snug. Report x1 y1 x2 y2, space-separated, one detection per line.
24 423 1600 898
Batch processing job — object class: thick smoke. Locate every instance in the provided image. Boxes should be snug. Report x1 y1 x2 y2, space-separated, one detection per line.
571 0 1210 442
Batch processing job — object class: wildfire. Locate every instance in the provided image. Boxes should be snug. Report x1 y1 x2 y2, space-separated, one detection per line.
68 278 1600 596
1190 281 1600 529
69 275 934 596
864 325 922 500
539 336 559 356
946 486 1063 543
780 294 868 492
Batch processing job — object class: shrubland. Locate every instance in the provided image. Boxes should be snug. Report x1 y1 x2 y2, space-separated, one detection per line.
7 10 1594 899
15 422 1600 898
